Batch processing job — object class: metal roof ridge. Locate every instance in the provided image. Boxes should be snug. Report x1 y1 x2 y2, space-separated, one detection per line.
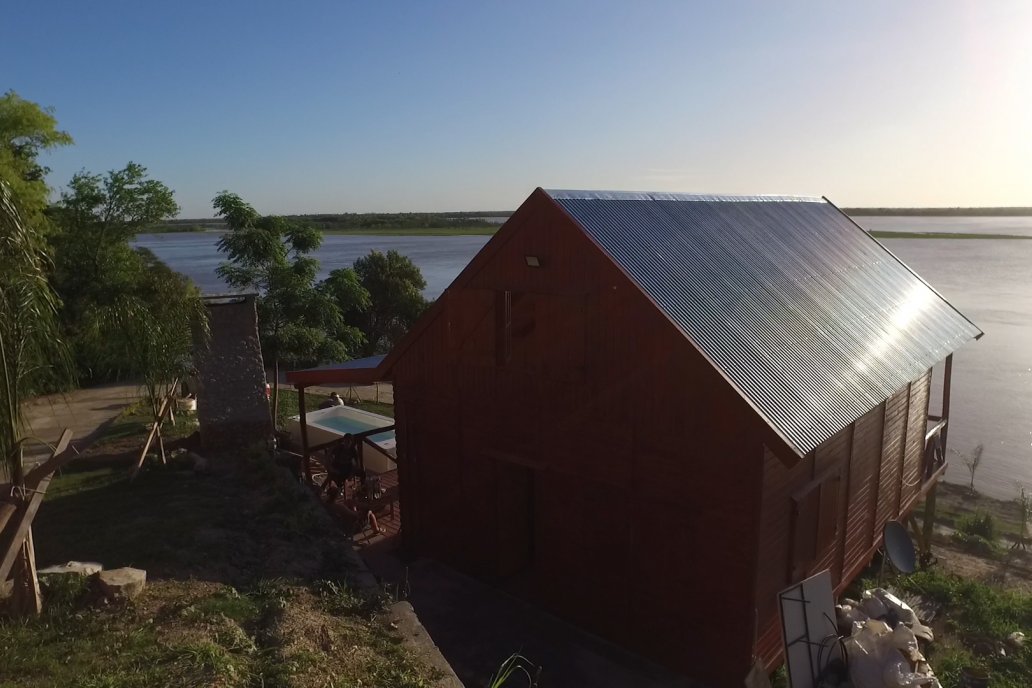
544 189 824 203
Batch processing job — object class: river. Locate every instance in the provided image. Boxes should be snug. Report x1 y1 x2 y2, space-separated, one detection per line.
135 217 1032 498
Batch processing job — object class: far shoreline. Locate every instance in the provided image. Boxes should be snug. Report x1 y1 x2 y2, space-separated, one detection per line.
140 227 1032 240
870 230 1032 240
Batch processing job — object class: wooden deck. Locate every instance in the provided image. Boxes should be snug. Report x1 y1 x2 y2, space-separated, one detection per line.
323 467 402 548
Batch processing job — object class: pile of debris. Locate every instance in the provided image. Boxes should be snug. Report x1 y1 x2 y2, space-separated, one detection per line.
831 588 939 688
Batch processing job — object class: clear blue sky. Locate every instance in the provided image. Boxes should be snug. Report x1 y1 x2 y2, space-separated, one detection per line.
4 1 1029 217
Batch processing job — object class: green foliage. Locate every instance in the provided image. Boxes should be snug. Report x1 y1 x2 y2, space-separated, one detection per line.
49 163 187 386
896 569 1032 688
0 91 73 225
1015 487 1032 550
0 181 73 483
273 388 328 428
352 249 429 355
52 162 177 244
320 266 371 324
950 531 1001 557
487 653 540 688
214 191 355 369
297 211 496 231
38 572 92 613
957 511 998 540
952 511 1001 556
214 191 365 419
75 259 208 420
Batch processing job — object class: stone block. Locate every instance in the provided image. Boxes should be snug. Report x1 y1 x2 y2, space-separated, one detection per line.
38 561 103 576
96 567 147 601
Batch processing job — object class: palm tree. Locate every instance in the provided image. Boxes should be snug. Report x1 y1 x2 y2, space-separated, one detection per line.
0 180 72 485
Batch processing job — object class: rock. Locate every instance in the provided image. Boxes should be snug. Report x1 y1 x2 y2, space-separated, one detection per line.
190 451 209 474
96 567 147 601
38 561 103 577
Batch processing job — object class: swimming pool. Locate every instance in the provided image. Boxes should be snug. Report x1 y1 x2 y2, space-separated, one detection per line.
314 414 396 442
285 404 397 473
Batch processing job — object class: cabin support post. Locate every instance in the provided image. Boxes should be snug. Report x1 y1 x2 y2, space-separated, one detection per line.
297 385 311 482
922 355 953 556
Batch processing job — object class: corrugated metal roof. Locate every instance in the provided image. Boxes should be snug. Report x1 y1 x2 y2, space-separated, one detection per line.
293 355 387 374
284 354 387 386
548 189 982 456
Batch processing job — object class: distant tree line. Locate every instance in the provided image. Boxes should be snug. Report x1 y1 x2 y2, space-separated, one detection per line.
150 210 513 233
845 207 1032 216
294 212 503 231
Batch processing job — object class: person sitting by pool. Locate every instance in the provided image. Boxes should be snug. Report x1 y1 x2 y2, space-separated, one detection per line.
345 475 386 537
318 392 345 409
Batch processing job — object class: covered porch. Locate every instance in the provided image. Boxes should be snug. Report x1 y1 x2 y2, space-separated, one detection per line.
282 355 401 548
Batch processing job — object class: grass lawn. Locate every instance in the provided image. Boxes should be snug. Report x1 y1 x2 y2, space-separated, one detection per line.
1 433 433 686
888 569 1032 688
927 482 1025 542
87 400 200 458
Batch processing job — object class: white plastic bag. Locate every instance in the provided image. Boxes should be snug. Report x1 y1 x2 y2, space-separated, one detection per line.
844 620 893 688
882 657 938 687
860 590 889 619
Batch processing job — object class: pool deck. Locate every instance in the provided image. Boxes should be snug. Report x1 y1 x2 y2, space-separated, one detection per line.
324 467 402 546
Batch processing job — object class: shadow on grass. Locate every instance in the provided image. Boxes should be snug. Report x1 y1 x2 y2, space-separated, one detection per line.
8 452 441 688
34 458 342 588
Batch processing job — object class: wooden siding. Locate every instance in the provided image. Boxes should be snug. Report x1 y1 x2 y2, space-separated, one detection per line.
391 193 767 687
876 386 909 531
753 372 936 668
391 190 944 684
754 445 815 664
900 370 932 513
844 404 886 574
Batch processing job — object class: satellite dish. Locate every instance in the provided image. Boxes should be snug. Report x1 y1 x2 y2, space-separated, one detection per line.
884 521 917 574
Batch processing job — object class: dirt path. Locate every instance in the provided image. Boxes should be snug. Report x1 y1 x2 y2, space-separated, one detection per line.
934 540 1032 595
20 383 142 465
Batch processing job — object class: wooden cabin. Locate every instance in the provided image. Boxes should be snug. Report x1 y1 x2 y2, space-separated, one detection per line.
289 189 981 687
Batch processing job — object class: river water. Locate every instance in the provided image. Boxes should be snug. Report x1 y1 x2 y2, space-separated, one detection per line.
135 217 1032 498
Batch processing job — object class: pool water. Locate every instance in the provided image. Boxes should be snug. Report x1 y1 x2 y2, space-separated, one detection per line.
314 414 396 442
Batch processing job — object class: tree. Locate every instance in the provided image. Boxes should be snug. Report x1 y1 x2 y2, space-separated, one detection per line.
0 180 72 485
962 443 984 494
352 250 428 355
49 163 180 379
213 192 353 420
77 250 208 425
319 267 370 349
0 91 73 226
53 162 177 246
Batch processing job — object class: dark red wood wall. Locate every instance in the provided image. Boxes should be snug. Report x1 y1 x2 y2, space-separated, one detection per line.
388 188 939 684
391 191 768 687
752 370 933 667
